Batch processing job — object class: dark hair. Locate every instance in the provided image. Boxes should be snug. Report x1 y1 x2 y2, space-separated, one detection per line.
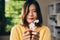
22 0 43 27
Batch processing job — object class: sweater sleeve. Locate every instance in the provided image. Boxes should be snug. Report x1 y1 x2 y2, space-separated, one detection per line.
42 27 51 40
10 26 20 40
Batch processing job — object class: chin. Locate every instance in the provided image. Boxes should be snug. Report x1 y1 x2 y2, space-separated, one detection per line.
28 21 34 23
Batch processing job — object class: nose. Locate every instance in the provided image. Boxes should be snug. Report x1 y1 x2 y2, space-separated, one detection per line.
29 11 33 16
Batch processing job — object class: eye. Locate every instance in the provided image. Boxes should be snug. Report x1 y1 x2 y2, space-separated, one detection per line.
33 10 36 12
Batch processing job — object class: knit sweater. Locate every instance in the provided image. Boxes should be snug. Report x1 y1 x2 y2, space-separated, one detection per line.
10 24 51 40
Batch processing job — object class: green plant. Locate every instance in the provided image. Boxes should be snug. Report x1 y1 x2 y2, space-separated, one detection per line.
5 0 25 32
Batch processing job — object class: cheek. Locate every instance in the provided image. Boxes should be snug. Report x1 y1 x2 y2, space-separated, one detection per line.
33 13 37 18
26 15 29 20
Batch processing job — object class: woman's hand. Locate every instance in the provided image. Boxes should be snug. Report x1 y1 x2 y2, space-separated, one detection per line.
31 30 39 40
23 30 31 40
22 30 39 40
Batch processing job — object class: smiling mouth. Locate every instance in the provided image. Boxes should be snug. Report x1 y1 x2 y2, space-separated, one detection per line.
28 18 34 20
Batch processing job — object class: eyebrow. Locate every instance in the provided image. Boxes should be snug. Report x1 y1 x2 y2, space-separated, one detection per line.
29 8 36 11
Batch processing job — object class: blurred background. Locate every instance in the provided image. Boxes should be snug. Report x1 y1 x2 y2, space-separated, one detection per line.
0 0 60 40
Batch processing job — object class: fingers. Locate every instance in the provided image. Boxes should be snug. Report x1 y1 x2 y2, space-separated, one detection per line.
23 30 31 40
23 31 30 36
31 33 39 38
31 30 39 40
23 35 31 40
23 30 39 40
31 30 39 36
24 29 30 33
31 31 39 37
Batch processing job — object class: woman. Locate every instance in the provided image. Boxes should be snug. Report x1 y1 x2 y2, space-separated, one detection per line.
10 0 51 40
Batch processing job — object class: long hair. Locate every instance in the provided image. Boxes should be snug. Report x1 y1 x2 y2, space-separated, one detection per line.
21 0 43 27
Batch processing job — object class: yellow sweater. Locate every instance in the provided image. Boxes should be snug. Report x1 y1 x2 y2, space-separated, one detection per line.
10 24 51 40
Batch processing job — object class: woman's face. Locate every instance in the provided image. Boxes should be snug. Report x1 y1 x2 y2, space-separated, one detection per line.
26 4 37 24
